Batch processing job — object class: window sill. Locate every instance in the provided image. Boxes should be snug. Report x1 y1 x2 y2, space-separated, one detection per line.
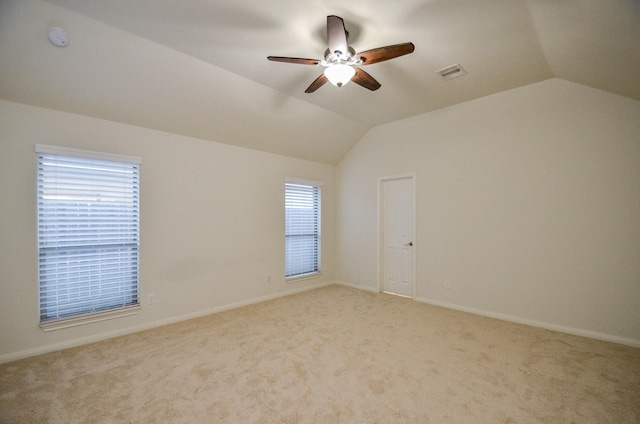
40 305 141 332
286 272 322 284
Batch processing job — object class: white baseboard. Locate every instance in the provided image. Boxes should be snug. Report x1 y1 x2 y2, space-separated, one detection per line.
4 281 637 364
0 281 336 364
337 281 379 294
336 282 640 349
414 296 640 349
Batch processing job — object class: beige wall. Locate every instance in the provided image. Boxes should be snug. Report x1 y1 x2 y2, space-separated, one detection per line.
0 100 336 361
336 79 640 345
2 78 639 360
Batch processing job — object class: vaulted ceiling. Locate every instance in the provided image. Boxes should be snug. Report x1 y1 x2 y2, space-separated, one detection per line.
1 0 639 164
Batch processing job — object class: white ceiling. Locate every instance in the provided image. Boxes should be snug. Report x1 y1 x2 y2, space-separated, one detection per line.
1 0 639 164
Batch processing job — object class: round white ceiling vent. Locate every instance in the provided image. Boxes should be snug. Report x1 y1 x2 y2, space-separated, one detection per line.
48 27 69 47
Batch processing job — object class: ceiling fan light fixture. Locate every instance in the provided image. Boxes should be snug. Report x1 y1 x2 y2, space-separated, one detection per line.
324 64 355 87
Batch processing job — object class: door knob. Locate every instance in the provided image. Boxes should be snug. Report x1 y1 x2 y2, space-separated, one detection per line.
405 242 413 246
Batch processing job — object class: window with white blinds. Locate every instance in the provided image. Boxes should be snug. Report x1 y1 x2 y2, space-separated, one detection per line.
36 145 141 324
285 180 321 278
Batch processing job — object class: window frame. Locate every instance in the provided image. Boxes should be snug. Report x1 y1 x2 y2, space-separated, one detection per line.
284 178 322 280
35 144 142 331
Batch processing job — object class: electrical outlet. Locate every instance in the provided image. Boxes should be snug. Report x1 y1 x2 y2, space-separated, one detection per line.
267 275 271 283
148 293 155 304
444 279 451 289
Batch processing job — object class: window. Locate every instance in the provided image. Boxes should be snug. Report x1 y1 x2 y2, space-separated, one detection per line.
285 179 321 278
36 145 141 327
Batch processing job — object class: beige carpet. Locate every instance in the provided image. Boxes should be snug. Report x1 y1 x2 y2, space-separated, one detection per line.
1 285 639 423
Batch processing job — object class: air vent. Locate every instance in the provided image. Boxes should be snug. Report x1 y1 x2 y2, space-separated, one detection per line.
437 64 466 80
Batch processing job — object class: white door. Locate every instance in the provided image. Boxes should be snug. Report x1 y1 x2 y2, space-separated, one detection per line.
381 177 414 297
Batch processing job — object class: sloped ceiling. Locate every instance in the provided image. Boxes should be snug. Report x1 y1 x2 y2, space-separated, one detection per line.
0 0 638 164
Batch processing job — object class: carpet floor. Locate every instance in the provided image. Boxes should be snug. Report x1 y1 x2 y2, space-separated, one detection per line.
1 284 639 423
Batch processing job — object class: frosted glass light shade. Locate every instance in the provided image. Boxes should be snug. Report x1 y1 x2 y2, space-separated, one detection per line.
324 64 356 87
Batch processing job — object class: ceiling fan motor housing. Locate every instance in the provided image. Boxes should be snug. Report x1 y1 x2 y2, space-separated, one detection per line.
323 46 358 66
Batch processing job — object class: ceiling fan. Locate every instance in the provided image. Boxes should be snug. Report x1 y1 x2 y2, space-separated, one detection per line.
267 15 415 93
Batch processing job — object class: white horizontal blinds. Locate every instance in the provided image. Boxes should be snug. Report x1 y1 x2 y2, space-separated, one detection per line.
37 148 140 323
285 181 321 277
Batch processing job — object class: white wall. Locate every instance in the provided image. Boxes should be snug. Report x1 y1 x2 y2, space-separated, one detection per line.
0 100 336 361
2 78 639 361
336 79 640 345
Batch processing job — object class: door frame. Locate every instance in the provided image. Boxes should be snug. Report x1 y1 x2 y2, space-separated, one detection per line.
377 173 417 297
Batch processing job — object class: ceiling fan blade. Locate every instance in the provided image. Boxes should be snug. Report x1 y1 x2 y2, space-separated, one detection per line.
327 15 348 56
356 42 415 65
351 68 381 91
305 73 329 93
267 56 321 65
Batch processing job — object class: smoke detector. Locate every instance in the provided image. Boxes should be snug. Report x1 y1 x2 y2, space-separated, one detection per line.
437 64 466 80
48 27 69 47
